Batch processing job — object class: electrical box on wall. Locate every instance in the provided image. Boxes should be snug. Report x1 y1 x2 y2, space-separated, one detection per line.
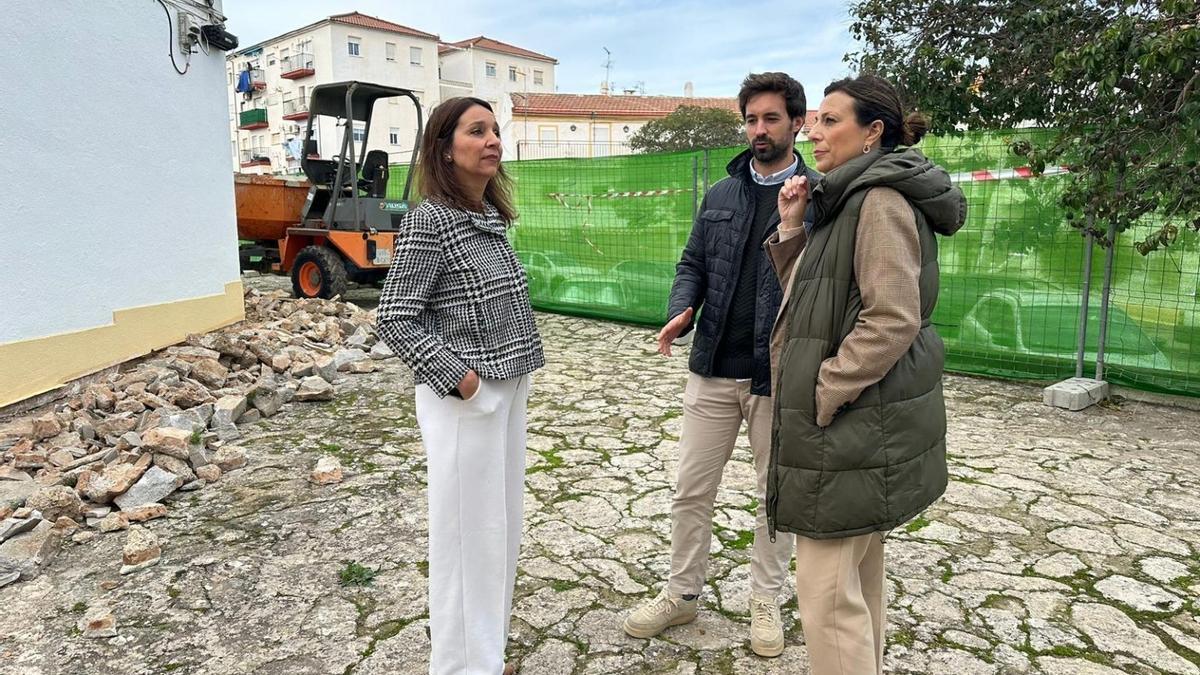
177 13 200 53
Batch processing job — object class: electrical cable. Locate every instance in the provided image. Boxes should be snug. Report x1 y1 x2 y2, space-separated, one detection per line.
156 0 190 75
196 19 211 55
160 0 225 24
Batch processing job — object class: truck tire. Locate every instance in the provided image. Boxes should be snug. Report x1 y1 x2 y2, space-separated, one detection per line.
291 245 349 299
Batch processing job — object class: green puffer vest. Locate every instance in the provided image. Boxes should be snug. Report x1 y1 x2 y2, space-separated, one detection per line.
767 147 967 539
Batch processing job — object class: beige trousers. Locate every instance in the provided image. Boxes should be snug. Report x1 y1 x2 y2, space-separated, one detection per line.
794 532 886 675
666 374 794 598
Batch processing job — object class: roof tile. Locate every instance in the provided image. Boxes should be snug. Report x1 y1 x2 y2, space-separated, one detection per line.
441 36 556 63
329 12 438 40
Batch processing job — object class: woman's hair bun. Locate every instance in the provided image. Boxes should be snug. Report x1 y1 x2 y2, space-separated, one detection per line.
902 112 929 146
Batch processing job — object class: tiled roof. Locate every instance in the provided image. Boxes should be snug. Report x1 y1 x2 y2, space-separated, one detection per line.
510 93 740 119
510 93 820 130
440 36 556 63
329 12 438 40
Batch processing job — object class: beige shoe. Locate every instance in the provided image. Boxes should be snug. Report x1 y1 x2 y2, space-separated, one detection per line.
749 593 784 657
622 589 699 638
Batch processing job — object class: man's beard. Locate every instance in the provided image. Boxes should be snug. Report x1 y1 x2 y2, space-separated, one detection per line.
751 136 789 164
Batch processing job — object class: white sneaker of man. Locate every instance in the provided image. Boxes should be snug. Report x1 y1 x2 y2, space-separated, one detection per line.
749 593 784 657
622 589 699 639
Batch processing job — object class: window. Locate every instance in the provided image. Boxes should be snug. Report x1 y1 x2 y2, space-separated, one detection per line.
509 66 519 82
298 85 306 101
592 124 611 157
385 42 396 61
389 127 400 145
538 126 557 142
348 37 361 56
485 61 496 78
410 46 422 65
533 69 543 85
352 123 366 143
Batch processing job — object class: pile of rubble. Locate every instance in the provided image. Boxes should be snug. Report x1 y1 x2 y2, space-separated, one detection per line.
0 288 396 588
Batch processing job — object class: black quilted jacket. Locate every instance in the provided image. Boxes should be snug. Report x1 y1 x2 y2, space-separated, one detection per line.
666 149 820 396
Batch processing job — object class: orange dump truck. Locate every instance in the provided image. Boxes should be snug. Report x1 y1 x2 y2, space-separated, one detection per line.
233 173 404 299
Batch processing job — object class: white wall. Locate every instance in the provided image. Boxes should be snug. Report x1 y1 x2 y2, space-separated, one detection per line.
0 1 239 342
327 23 439 161
508 116 644 159
438 49 473 84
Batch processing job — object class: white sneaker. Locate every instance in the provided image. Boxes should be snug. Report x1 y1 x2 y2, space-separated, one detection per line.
622 589 699 638
749 593 784 657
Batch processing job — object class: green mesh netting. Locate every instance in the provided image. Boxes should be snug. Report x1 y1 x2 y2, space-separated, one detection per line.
387 130 1200 398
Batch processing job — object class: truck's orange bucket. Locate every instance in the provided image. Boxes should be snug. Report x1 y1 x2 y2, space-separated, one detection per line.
234 173 311 241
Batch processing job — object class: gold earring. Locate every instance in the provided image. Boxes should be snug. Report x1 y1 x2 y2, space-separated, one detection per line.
862 144 871 154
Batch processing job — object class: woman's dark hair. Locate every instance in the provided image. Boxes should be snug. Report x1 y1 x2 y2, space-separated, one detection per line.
823 75 929 148
738 72 807 121
417 96 516 222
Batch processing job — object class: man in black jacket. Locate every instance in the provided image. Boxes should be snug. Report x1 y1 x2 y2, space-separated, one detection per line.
622 73 820 658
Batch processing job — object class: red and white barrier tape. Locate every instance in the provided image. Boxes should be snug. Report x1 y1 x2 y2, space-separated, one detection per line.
545 165 1071 203
949 165 1071 183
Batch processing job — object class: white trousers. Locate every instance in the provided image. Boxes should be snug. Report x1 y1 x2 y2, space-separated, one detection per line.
416 375 529 675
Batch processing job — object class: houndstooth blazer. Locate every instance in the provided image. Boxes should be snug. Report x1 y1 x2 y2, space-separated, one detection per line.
376 198 544 397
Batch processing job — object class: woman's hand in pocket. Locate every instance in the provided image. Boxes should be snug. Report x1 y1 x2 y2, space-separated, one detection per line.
458 370 480 400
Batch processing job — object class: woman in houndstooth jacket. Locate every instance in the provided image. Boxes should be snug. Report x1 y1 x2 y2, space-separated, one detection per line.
377 97 543 675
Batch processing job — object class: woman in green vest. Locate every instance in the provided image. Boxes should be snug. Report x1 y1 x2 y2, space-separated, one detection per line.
768 74 966 673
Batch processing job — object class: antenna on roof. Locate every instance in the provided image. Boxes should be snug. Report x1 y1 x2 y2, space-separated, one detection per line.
601 47 613 95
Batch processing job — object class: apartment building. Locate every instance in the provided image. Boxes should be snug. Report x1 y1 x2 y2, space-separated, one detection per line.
228 12 439 175
438 36 558 156
228 13 557 174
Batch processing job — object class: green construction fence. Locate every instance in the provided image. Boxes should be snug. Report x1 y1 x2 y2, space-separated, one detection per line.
385 130 1200 398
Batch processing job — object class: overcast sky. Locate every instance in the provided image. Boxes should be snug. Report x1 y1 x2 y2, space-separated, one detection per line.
222 0 859 104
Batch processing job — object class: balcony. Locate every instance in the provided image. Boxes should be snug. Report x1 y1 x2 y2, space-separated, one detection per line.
240 149 271 168
238 107 269 130
281 98 309 121
248 68 266 90
280 53 315 80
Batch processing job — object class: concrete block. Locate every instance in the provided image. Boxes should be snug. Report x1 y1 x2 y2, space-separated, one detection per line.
1043 377 1109 411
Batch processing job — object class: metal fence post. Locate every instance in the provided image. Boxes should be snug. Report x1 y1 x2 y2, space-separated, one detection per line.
692 155 699 219
703 149 711 192
1094 170 1125 382
1075 214 1096 378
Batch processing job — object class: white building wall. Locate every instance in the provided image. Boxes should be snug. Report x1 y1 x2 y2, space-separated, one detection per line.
326 24 440 163
509 117 645 159
1 1 239 340
463 50 556 157
0 1 243 405
438 49 473 84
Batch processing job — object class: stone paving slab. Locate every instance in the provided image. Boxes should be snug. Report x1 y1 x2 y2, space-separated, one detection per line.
2 278 1199 674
